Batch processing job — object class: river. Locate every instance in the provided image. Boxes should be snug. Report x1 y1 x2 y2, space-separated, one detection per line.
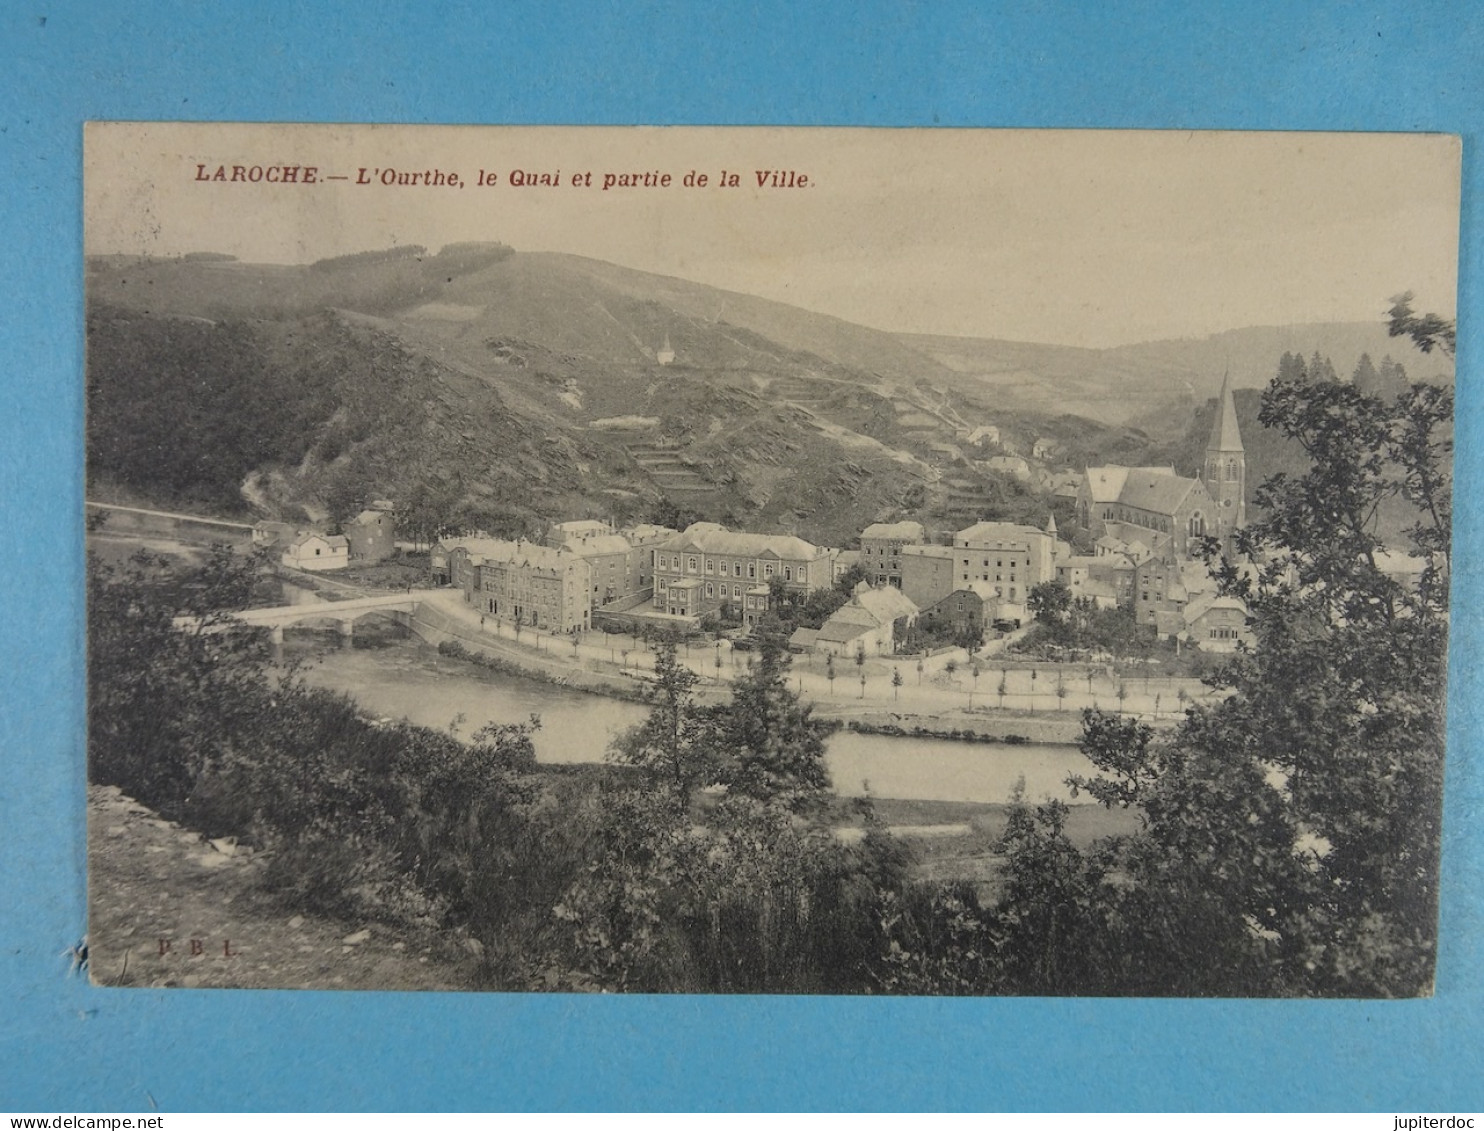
287 633 1094 805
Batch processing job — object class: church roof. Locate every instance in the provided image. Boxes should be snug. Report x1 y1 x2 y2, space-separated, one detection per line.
1208 372 1245 453
1118 470 1201 516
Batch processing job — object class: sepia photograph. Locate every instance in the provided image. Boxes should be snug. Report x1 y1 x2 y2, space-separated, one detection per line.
83 122 1459 997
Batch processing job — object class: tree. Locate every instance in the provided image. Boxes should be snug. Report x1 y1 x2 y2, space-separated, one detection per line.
1387 291 1456 357
1350 352 1380 397
610 640 711 801
1015 332 1455 997
833 562 869 595
826 653 836 695
1028 579 1072 625
706 625 832 811
891 667 903 701
88 544 272 814
1307 350 1339 384
1276 351 1307 384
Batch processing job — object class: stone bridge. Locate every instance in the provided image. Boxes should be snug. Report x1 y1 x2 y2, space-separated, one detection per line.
175 590 442 644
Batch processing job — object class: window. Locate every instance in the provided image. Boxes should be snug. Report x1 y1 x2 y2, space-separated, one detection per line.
748 563 756 579
798 566 806 583
705 559 714 573
784 567 792 581
764 564 774 578
734 562 742 577
706 583 714 597
688 556 698 572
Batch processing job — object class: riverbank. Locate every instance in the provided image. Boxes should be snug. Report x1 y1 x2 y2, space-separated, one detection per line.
407 595 1123 745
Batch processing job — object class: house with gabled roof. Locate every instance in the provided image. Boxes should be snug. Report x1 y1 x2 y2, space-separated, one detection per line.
810 584 920 657
281 532 349 572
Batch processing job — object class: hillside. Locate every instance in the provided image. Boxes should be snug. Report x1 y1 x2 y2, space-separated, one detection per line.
84 246 1447 546
86 249 974 544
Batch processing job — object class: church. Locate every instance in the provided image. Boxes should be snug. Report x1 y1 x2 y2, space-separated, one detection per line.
1074 373 1247 560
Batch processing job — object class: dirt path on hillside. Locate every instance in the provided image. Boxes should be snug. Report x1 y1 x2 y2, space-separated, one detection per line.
87 785 479 991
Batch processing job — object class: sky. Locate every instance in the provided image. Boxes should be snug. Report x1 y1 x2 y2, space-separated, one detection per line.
84 124 1461 349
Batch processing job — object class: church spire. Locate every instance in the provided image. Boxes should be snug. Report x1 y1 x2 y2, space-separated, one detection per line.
1204 371 1246 543
1208 370 1244 453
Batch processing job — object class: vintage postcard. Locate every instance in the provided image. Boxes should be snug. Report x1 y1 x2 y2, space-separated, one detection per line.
84 123 1459 995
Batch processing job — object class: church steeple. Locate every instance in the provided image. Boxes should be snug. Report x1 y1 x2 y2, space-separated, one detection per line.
1204 371 1246 542
1207 369 1244 455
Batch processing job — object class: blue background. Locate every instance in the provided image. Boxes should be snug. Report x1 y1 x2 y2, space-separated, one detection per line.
3 1 1481 1112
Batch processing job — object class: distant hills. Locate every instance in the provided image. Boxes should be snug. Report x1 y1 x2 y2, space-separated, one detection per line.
84 246 1452 546
900 322 1452 426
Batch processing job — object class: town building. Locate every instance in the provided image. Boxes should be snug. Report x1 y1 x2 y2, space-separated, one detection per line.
344 506 394 563
859 521 926 588
1154 593 1253 653
651 523 834 624
832 548 863 583
1131 554 1214 627
900 543 958 611
954 520 1056 590
983 454 1031 481
446 537 592 633
808 584 919 657
281 532 349 572
966 424 1000 449
620 522 680 591
544 519 635 609
252 520 297 549
1055 555 1129 610
919 580 1001 635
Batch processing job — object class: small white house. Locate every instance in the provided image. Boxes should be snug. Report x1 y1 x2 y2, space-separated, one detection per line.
281 532 349 572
